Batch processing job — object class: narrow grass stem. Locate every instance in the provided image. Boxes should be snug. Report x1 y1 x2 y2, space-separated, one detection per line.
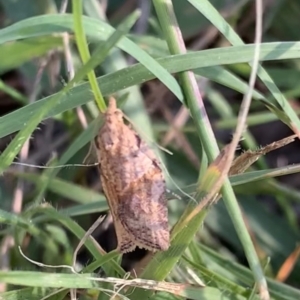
72 0 106 113
153 0 269 298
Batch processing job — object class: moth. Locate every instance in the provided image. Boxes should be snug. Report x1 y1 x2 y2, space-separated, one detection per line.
95 98 169 253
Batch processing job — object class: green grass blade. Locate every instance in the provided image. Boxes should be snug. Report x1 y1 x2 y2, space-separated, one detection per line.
59 201 108 217
1 42 300 139
0 36 62 74
72 2 141 114
188 0 300 134
179 163 300 201
129 208 206 300
10 171 106 204
28 202 108 227
71 7 141 102
0 287 53 300
0 208 40 236
0 93 61 173
0 12 135 173
72 0 106 112
24 11 141 203
0 13 182 102
0 79 27 104
230 164 300 186
199 244 300 300
0 270 249 300
26 205 125 277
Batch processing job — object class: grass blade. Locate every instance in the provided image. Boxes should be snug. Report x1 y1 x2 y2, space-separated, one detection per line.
187 0 300 135
1 42 300 139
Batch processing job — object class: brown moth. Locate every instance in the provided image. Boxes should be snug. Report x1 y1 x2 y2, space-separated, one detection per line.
95 97 169 253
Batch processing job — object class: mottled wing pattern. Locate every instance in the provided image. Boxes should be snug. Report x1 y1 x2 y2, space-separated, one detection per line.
96 98 169 253
118 161 169 251
98 102 151 192
100 173 136 253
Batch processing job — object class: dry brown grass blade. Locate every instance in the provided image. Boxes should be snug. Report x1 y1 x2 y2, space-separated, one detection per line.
172 133 298 242
19 245 205 297
229 134 297 175
276 244 300 282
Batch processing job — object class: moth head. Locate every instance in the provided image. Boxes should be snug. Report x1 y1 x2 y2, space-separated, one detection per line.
105 97 123 122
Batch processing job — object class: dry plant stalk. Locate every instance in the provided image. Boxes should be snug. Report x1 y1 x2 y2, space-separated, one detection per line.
96 97 169 253
179 134 298 227
276 244 300 282
229 134 297 175
18 246 204 299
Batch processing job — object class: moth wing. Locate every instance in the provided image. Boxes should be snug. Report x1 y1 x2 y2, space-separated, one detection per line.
101 174 136 253
118 171 169 252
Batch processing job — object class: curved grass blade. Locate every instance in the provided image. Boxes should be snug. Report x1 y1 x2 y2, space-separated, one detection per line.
20 6 138 202
230 164 300 186
199 244 300 300
32 202 108 225
72 3 141 113
1 41 300 139
24 205 125 277
188 0 300 135
0 14 182 102
0 13 132 174
72 0 106 112
0 208 40 236
0 271 247 300
0 287 53 300
0 36 62 74
0 79 27 104
8 171 106 204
